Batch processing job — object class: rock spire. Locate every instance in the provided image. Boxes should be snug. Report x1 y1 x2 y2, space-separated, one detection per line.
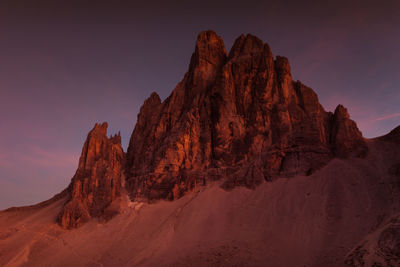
58 122 124 228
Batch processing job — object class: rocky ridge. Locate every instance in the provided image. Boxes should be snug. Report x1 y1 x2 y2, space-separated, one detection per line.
57 31 367 228
124 30 367 201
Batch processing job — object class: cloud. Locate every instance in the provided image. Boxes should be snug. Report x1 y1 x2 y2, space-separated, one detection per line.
0 144 79 208
371 112 400 122
19 145 78 168
0 144 78 171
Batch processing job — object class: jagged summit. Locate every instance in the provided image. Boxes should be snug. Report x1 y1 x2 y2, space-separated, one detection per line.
53 31 368 228
331 105 367 157
124 30 367 202
189 30 227 71
58 122 124 229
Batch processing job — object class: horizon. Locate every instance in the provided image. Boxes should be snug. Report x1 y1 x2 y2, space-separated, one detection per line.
1 0 400 209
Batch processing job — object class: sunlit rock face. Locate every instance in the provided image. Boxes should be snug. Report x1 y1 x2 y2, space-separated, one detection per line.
58 122 124 229
125 31 367 201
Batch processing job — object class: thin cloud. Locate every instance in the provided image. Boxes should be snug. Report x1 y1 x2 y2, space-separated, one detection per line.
371 112 400 122
0 145 78 170
21 145 78 168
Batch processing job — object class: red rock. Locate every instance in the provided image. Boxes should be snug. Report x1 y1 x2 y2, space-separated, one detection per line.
58 122 124 229
125 31 368 201
125 31 227 200
331 105 367 158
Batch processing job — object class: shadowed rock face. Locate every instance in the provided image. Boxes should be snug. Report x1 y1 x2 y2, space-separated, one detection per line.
331 105 367 158
125 30 367 201
345 214 400 266
378 125 400 144
58 123 124 229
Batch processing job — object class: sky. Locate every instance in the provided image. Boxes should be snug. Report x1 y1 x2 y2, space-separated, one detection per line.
0 0 399 209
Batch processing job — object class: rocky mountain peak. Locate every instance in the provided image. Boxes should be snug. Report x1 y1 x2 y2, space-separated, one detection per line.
124 31 368 202
331 104 366 158
58 122 124 228
192 30 227 63
228 33 269 59
77 122 108 171
92 122 108 134
49 31 369 228
186 30 227 99
135 92 162 126
334 104 350 119
147 92 162 105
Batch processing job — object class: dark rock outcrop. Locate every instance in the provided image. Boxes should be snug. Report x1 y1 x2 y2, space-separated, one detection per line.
58 122 124 229
378 125 400 144
345 214 400 266
125 30 367 201
331 105 367 158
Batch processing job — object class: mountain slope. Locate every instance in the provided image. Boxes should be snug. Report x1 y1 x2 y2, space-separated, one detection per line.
0 138 399 266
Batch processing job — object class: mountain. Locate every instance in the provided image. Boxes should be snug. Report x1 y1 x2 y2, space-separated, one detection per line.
0 31 399 266
125 31 366 201
57 122 124 229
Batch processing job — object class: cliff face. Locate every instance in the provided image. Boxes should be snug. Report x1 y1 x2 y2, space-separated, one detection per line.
58 123 124 229
125 31 367 201
57 31 367 227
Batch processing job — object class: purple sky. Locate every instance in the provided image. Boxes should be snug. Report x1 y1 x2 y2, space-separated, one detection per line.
1 0 399 209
